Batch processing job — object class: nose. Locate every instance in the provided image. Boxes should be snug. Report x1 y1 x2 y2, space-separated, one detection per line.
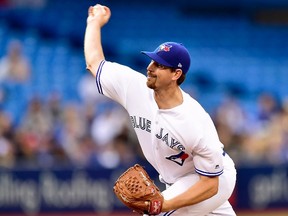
147 61 155 72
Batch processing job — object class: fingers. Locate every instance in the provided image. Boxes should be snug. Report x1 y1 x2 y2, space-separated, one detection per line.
102 6 111 16
87 4 111 26
89 4 111 17
88 6 93 16
93 4 107 16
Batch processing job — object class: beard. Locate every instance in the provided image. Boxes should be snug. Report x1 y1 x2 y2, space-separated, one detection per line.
146 76 156 89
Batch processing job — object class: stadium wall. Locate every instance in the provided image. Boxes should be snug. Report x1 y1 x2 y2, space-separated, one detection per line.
0 165 287 215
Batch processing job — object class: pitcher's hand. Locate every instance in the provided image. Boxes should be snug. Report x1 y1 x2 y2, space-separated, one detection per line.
87 4 111 27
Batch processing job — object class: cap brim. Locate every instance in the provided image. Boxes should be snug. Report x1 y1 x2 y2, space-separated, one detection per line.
141 51 173 68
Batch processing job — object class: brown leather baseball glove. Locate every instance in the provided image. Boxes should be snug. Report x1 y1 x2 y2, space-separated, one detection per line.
113 164 164 215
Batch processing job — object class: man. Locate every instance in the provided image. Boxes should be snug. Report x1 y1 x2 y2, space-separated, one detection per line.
84 4 237 216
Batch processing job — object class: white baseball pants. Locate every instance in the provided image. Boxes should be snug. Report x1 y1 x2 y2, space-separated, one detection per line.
153 154 237 216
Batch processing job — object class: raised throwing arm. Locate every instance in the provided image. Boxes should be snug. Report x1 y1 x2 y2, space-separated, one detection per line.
84 4 111 77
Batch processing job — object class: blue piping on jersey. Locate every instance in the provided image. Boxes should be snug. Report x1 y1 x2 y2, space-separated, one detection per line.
164 210 176 216
194 167 224 176
96 60 105 94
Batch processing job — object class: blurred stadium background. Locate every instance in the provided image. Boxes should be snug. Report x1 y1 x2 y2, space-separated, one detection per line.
0 0 288 215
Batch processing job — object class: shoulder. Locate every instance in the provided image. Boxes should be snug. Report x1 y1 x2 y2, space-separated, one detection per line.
97 60 147 85
97 60 148 95
182 91 207 115
102 61 145 77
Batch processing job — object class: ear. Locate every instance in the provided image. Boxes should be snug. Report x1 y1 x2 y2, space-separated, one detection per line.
172 69 183 81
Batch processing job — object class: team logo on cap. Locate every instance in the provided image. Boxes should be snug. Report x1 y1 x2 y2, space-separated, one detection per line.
158 44 172 52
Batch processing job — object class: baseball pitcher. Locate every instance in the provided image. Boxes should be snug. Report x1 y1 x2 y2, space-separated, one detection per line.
84 4 237 216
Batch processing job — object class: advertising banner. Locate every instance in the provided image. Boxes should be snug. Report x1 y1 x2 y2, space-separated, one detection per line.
0 165 287 214
235 166 288 210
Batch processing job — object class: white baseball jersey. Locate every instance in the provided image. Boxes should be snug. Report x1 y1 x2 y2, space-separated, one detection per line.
95 60 228 183
95 60 237 215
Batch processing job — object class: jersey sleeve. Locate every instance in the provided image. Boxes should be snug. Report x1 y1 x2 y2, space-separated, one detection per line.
94 60 146 107
192 113 224 177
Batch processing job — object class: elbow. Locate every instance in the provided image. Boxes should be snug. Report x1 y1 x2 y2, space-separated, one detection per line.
86 63 93 73
204 176 219 198
208 178 219 198
85 57 98 70
85 62 96 77
85 52 104 71
85 56 104 77
205 184 218 200
200 175 220 199
210 184 219 197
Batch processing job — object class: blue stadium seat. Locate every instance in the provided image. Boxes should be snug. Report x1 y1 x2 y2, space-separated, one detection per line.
1 1 288 119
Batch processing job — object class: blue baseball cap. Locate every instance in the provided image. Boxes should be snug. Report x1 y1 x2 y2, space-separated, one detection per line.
141 42 191 74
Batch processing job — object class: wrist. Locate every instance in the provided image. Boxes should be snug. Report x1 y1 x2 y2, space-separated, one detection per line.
86 19 102 27
161 199 173 212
